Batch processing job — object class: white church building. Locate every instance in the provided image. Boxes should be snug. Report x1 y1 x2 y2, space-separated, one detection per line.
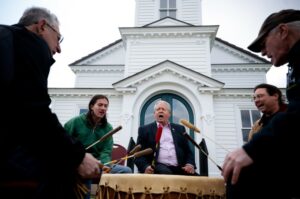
49 0 273 176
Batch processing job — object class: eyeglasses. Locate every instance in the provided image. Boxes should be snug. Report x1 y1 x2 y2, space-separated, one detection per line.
46 23 64 43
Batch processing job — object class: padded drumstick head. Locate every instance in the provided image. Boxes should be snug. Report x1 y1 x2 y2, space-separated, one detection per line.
97 125 122 143
128 144 142 156
180 119 200 133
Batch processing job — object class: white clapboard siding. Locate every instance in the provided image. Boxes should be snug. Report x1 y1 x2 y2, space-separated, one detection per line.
213 96 256 163
126 37 211 76
82 45 125 65
105 97 124 145
179 0 202 25
135 0 156 27
211 45 253 64
75 71 124 88
51 97 91 125
212 70 267 88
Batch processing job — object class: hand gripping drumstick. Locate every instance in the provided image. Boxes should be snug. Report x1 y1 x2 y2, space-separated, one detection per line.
75 125 124 198
85 125 122 150
76 126 123 197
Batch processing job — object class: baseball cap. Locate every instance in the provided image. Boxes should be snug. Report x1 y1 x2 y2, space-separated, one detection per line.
248 9 300 52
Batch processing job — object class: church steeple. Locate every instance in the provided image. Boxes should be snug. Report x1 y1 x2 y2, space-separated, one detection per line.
135 0 203 27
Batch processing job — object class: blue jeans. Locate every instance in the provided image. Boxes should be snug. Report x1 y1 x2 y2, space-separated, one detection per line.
84 179 92 199
110 164 132 173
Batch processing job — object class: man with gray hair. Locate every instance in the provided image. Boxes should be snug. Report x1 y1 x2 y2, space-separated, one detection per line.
222 9 300 199
0 7 100 198
135 100 196 175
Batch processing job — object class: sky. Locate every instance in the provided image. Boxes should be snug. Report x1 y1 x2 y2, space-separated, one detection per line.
1 0 299 88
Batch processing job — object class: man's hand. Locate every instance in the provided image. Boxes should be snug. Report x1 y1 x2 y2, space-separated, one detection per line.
78 153 101 179
222 148 253 184
182 164 195 174
144 165 154 174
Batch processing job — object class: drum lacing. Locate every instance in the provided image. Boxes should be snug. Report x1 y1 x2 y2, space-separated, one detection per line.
95 183 101 198
114 184 121 199
178 187 188 199
126 187 135 199
208 189 215 199
160 186 170 199
143 186 153 199
196 190 203 199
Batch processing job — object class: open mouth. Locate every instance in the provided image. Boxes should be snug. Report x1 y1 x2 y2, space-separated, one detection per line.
257 105 264 111
257 104 264 108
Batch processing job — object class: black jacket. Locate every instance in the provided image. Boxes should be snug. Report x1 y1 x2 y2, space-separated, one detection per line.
243 40 300 197
0 24 85 198
134 122 195 173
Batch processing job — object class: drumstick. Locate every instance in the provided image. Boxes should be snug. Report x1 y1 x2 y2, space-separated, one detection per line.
183 132 222 171
180 119 229 152
180 119 201 133
128 144 142 156
114 144 142 165
133 148 153 158
97 162 112 173
85 125 122 150
103 148 153 165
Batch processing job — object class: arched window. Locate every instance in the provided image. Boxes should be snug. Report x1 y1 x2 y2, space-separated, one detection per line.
140 93 195 140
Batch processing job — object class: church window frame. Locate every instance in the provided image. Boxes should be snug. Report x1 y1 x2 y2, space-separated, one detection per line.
160 0 177 18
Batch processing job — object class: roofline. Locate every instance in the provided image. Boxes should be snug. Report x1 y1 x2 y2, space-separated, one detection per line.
113 59 224 86
215 37 270 63
69 39 122 66
143 16 195 27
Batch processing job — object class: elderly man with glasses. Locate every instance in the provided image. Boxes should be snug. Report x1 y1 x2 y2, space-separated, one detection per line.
0 7 100 199
45 22 64 44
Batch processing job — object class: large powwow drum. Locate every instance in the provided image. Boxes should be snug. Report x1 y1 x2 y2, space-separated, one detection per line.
96 174 226 199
